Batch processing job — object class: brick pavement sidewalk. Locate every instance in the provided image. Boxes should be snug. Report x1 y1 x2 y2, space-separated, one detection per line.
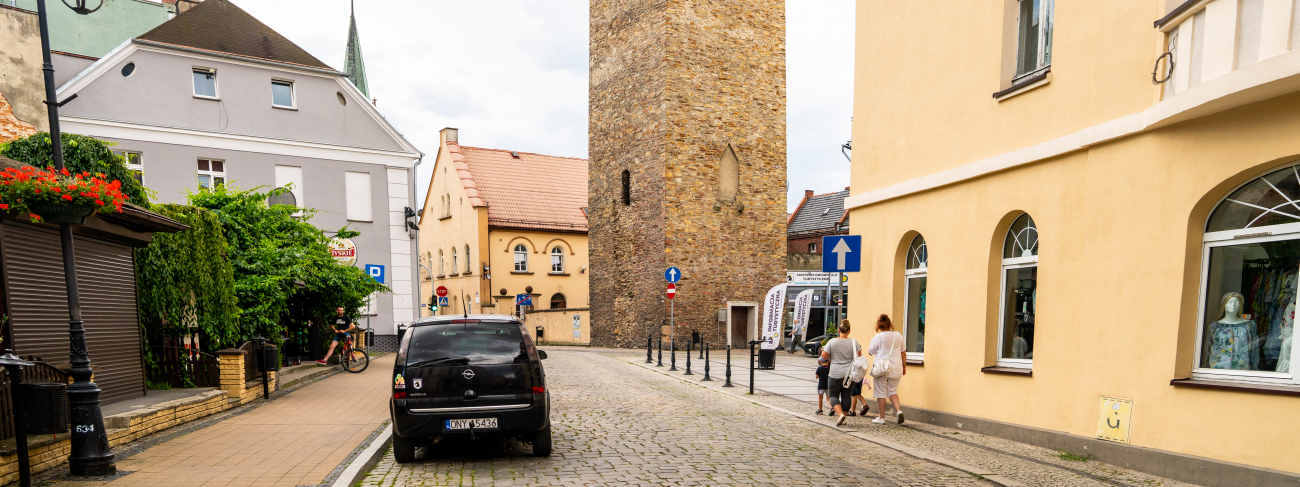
44 354 394 487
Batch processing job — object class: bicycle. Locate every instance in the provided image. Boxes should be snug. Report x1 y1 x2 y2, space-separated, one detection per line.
339 334 370 373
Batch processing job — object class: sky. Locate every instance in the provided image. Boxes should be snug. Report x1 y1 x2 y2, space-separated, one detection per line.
236 0 855 212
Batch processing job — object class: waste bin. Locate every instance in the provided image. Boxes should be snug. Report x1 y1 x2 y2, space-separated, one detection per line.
536 326 545 340
260 344 280 372
365 328 375 347
15 382 69 434
758 349 776 370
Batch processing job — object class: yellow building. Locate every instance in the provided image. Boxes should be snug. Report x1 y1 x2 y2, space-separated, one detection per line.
418 128 590 343
848 0 1300 482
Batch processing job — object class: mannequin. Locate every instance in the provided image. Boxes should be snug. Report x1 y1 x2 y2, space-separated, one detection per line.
1278 303 1294 373
1207 293 1260 370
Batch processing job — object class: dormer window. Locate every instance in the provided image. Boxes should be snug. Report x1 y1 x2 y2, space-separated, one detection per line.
193 68 217 98
271 79 295 108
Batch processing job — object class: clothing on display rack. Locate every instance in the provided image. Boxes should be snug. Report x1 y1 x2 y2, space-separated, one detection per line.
1242 261 1299 371
1207 319 1261 370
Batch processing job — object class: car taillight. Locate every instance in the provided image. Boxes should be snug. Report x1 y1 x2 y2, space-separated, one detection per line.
393 392 407 399
532 387 545 394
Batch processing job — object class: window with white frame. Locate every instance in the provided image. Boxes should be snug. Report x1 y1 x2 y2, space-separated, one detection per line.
1198 163 1300 384
465 244 471 274
551 246 564 273
998 214 1038 368
808 242 818 253
196 159 225 188
192 67 217 98
1014 0 1054 80
438 250 445 277
905 234 928 360
271 79 294 108
514 244 528 272
112 150 144 185
451 247 458 274
345 171 372 221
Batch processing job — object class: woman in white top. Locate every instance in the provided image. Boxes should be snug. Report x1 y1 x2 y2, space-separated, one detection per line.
867 314 907 425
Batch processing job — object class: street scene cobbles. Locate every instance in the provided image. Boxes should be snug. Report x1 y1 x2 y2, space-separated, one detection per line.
362 349 1195 487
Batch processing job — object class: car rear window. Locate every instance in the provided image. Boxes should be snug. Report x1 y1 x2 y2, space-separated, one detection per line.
405 322 527 366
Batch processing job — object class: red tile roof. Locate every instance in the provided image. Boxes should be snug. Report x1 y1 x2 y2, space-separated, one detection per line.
447 143 588 233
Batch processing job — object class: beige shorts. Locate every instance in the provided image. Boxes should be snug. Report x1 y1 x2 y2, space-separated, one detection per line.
872 376 901 399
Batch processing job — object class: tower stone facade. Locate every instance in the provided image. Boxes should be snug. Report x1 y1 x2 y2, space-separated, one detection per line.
588 0 787 348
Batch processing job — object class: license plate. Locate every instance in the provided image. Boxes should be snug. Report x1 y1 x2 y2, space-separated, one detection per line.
445 418 498 430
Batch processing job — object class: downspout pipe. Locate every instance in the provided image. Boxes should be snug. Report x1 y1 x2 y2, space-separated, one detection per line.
411 152 425 319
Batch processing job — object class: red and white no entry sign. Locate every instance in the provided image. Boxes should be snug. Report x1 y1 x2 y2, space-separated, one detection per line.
666 283 676 299
436 286 449 297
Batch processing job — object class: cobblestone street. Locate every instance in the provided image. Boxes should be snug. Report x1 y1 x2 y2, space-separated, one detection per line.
362 349 987 486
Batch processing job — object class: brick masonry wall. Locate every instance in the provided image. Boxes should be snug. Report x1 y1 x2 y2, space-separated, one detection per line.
589 0 787 347
0 6 49 141
788 234 826 255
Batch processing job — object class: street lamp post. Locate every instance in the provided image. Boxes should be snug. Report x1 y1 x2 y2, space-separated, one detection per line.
34 0 116 476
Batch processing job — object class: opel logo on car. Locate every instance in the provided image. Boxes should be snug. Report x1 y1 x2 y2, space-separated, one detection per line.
462 369 475 379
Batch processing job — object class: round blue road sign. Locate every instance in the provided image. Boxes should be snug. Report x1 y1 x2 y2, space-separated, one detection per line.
665 266 681 283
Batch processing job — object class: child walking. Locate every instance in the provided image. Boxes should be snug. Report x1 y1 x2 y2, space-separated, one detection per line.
815 358 830 415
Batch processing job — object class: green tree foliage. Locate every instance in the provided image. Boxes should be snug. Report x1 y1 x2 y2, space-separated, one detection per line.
187 184 388 345
0 132 150 206
135 204 241 350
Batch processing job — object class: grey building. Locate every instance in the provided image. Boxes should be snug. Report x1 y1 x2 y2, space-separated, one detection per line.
53 0 421 348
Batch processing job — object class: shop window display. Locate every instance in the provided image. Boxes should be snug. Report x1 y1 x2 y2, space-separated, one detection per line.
905 235 928 358
1200 163 1300 380
999 214 1038 367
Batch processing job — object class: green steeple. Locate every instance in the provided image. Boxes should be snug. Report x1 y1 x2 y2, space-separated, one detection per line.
344 1 370 97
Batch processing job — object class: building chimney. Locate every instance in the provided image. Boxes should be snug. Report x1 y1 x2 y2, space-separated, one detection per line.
805 190 814 198
441 127 459 145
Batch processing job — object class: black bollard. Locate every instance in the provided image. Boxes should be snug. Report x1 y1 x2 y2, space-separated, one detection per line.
684 341 693 375
699 336 704 359
657 335 663 367
748 340 760 395
669 338 678 371
723 344 734 387
701 342 712 381
646 333 653 364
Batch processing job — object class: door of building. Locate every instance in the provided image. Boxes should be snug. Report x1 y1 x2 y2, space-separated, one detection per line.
730 306 750 348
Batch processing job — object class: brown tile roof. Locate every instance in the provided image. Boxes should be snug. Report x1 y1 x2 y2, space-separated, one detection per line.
137 0 333 71
447 143 588 233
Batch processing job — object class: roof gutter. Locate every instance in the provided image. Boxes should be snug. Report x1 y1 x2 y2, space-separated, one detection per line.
132 39 347 76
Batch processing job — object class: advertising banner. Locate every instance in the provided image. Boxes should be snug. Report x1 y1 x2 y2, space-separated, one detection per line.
760 283 788 350
791 289 815 342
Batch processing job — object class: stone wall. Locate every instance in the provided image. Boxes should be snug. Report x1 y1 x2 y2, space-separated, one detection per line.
589 0 787 348
0 5 47 142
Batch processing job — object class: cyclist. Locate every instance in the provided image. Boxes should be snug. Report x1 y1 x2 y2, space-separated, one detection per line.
317 306 356 365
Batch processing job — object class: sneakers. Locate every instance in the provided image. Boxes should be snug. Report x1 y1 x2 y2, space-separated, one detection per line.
860 406 870 416
848 411 857 417
836 414 848 426
815 409 824 415
316 360 327 365
872 417 886 425
896 410 905 425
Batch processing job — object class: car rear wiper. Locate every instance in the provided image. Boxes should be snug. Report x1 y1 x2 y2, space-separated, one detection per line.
407 357 470 367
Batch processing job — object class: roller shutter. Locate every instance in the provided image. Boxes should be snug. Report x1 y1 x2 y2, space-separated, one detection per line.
2 222 145 405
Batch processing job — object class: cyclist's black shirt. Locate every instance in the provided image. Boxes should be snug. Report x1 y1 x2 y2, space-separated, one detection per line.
332 315 355 333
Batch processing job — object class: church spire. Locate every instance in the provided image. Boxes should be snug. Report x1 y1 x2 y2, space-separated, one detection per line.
344 0 370 97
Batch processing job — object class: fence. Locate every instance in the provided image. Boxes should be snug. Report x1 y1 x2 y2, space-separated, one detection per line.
0 359 70 442
148 345 221 389
239 341 261 382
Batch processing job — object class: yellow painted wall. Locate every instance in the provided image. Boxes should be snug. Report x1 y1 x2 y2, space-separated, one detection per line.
850 1 1300 473
524 309 591 345
482 229 589 315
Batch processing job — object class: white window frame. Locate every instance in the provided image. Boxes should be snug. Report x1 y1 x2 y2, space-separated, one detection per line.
465 245 472 274
438 250 445 277
196 158 226 188
514 244 529 272
1013 0 1054 82
271 78 296 109
192 67 219 99
344 171 373 222
551 246 564 273
904 235 928 362
997 216 1038 369
451 248 458 275
113 150 144 185
1195 228 1300 386
808 243 817 253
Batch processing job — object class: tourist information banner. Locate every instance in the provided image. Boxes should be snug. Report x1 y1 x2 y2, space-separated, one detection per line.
760 283 788 350
791 289 814 342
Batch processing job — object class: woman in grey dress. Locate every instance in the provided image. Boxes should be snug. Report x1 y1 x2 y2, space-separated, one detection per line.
819 319 861 426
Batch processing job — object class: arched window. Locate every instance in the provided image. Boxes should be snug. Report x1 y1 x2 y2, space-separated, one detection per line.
905 234 928 360
621 170 631 205
551 293 567 309
1199 163 1300 381
998 214 1038 368
438 250 445 276
465 244 471 274
451 248 458 274
514 244 528 272
808 242 818 253
551 246 564 273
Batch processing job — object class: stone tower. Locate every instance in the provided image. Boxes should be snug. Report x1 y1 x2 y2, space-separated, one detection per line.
588 0 787 348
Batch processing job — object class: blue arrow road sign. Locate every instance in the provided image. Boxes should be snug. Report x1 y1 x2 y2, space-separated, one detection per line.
365 264 385 283
665 266 682 283
821 236 862 273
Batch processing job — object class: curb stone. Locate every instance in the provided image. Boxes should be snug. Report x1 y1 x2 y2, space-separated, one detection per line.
630 359 1027 487
324 422 392 487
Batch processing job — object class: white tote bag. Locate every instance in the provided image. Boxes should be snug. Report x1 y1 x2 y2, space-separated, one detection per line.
848 340 870 383
869 333 898 378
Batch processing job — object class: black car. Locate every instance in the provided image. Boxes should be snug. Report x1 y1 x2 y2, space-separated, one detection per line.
803 335 828 356
389 315 551 462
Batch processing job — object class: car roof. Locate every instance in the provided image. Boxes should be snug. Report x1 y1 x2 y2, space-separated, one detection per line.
411 314 521 327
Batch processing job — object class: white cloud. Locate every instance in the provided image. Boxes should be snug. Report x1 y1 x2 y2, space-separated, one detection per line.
235 0 853 212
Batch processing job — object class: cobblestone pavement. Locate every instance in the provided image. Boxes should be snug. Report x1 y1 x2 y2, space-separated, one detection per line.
362 349 987 487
